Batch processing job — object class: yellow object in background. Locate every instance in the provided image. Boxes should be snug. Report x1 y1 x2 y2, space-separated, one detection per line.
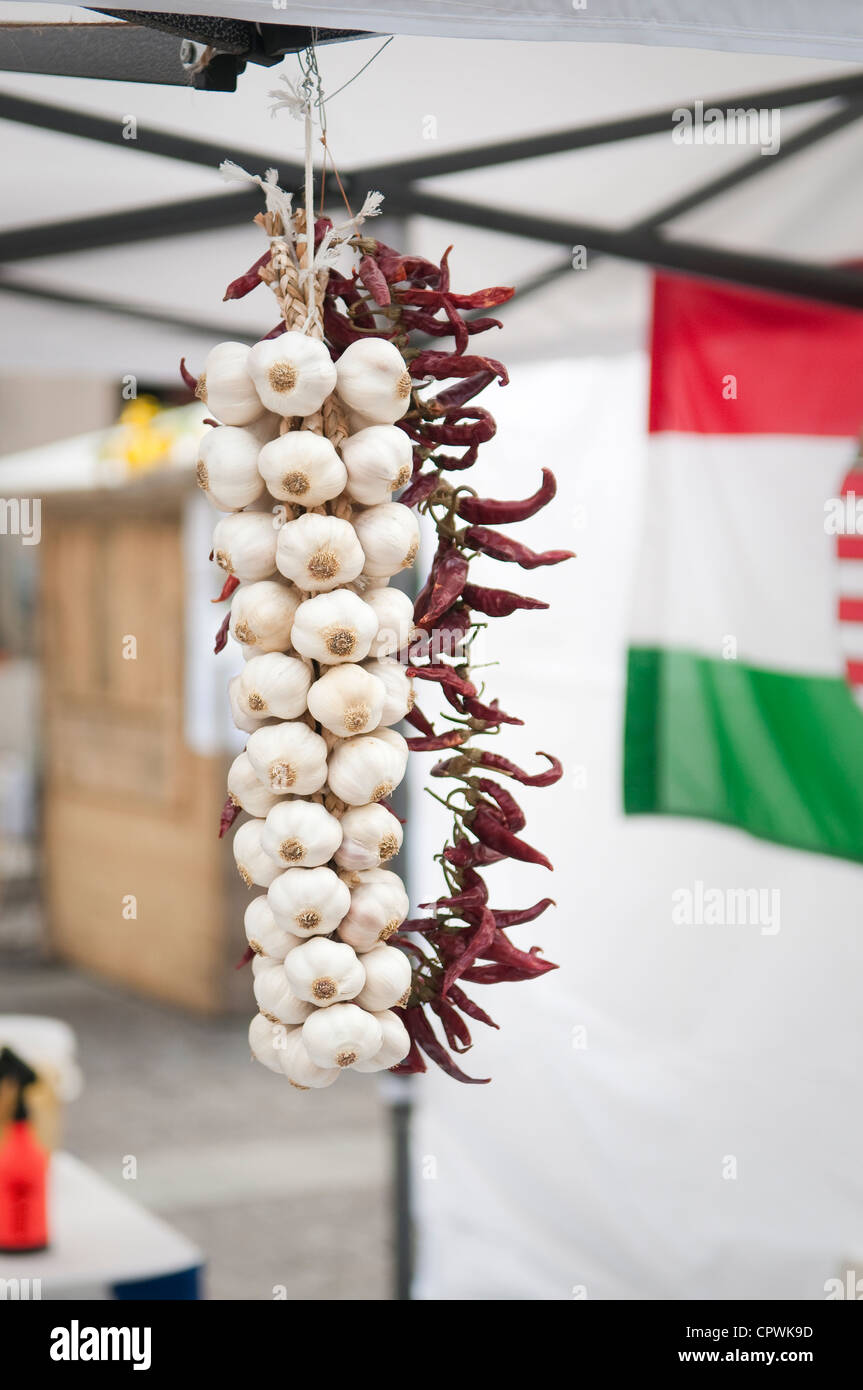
105 396 176 475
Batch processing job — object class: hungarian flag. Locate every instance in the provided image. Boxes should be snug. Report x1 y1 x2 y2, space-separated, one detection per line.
624 272 863 861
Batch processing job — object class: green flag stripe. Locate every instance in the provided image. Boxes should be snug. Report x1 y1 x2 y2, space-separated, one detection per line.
624 647 863 862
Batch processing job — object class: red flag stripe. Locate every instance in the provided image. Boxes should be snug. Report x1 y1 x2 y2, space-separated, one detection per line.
838 536 863 560
649 273 863 436
846 659 863 686
839 597 863 622
840 471 863 496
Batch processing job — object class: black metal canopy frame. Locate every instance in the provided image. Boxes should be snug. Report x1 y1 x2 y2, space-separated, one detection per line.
1 15 863 341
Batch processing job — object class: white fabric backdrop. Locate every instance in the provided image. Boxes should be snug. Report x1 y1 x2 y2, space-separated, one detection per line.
408 352 863 1300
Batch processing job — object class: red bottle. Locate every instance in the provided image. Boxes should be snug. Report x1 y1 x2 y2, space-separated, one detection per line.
0 1050 49 1253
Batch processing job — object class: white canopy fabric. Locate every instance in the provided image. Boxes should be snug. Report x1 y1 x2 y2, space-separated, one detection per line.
1 7 863 378
28 1 863 60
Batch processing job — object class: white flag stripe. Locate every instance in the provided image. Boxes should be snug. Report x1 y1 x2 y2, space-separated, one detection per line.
630 433 854 676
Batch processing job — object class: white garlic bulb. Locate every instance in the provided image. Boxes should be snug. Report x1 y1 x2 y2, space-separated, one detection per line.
362 657 414 725
302 1002 384 1069
351 1009 412 1073
228 675 266 735
233 818 282 889
259 431 347 506
278 1028 340 1089
283 937 366 1007
276 512 364 593
253 958 315 1026
251 951 276 978
326 732 408 806
245 721 328 795
212 511 278 582
227 751 283 817
335 339 412 425
354 942 413 1011
199 342 266 426
341 425 413 505
334 804 403 872
363 585 415 658
249 1013 289 1074
262 801 343 869
307 664 386 738
291 590 379 665
235 652 312 721
268 865 351 938
337 867 409 950
248 333 337 417
244 894 302 959
371 726 410 761
196 425 264 512
229 579 300 654
353 503 420 578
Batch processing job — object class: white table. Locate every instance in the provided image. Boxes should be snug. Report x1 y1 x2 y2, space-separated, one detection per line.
0 1152 203 1300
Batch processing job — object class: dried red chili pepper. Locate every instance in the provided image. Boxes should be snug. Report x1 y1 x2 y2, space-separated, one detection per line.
444 838 505 869
460 695 524 727
404 704 436 738
179 357 197 394
407 604 472 663
212 574 240 603
460 962 549 985
456 469 557 525
357 254 391 306
471 751 563 787
421 408 496 448
399 917 440 934
235 945 254 970
469 807 553 870
414 546 470 628
405 729 469 753
223 251 270 301
402 1007 489 1084
447 984 499 1029
420 880 488 915
219 796 240 838
369 242 440 286
400 284 513 311
214 612 230 654
480 931 557 977
492 899 555 928
461 583 549 618
399 470 439 509
322 304 370 350
389 1031 427 1076
428 443 480 473
261 321 288 340
408 664 477 698
430 997 473 1052
409 351 508 386
472 779 526 833
464 526 574 570
441 907 497 998
430 371 497 411
314 216 333 250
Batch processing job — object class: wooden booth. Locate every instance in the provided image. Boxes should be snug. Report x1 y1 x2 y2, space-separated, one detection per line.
0 404 248 1013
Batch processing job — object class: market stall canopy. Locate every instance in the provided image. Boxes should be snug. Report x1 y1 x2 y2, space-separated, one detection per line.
23 2 863 58
1 4 863 377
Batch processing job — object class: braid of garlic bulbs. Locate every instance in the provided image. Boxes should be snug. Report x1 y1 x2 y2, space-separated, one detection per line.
198 204 414 1089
